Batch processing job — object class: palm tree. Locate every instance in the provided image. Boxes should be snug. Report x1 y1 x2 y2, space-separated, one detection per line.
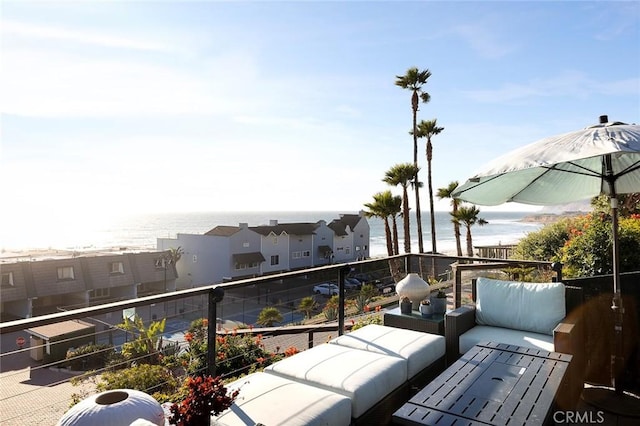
452 205 488 257
415 119 444 259
437 181 463 257
256 306 283 327
395 67 432 255
364 191 397 256
297 296 317 320
383 163 419 254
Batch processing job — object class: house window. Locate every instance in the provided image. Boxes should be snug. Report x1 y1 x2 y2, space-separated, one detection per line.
270 255 279 266
1 272 14 287
273 237 278 244
355 246 361 252
302 250 310 257
57 266 75 280
292 251 301 259
243 242 250 248
235 263 247 270
89 288 110 299
346 247 351 255
193 255 197 263
109 262 124 274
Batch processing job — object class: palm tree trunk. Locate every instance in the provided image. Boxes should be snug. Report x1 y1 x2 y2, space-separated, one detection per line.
412 99 424 255
427 140 437 277
466 225 473 257
392 216 400 255
402 187 411 253
453 203 462 256
384 218 394 256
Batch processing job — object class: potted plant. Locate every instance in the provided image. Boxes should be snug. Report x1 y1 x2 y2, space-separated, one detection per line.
430 289 447 315
418 298 432 318
169 375 239 426
399 296 412 314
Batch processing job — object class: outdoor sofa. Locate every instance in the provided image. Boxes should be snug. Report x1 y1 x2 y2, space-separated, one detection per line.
445 276 584 408
216 324 445 425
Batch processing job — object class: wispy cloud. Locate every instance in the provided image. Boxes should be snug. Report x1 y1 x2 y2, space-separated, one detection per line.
462 72 640 103
448 23 517 59
2 20 170 52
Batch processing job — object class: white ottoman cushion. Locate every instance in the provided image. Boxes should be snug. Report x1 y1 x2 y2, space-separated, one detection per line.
216 372 351 426
459 325 555 355
329 324 445 378
264 343 407 418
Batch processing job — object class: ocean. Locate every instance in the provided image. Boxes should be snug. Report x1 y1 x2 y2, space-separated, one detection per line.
1 210 544 257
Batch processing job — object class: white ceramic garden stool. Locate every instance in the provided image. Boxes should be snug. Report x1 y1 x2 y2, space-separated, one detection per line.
57 389 165 426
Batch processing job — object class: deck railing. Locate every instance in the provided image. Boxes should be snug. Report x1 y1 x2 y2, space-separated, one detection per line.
0 253 559 425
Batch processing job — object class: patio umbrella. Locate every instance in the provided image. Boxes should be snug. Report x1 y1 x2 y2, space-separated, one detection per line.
452 115 640 401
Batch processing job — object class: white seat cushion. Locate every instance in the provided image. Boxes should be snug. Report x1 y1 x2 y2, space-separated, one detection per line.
329 324 445 378
264 343 407 418
216 372 352 426
475 277 566 335
459 325 555 354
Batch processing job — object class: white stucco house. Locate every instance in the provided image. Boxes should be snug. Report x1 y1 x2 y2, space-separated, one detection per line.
157 212 370 287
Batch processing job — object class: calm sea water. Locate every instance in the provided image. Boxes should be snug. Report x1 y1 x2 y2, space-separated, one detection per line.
2 211 543 257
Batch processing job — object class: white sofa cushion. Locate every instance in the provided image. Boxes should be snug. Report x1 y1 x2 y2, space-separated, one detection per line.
459 325 555 354
329 324 445 379
216 372 352 426
475 277 566 335
264 343 406 418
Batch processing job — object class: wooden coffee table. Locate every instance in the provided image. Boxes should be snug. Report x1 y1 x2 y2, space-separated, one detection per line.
392 341 572 425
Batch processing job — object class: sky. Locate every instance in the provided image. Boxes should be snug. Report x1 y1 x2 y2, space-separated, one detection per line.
2 1 639 232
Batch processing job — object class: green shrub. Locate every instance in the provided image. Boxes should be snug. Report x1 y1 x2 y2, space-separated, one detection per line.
96 363 177 402
65 344 115 371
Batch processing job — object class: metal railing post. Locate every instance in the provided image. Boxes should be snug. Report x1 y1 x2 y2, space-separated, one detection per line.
338 264 350 336
207 286 224 377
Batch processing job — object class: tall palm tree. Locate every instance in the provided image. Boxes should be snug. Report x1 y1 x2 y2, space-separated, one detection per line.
452 205 488 257
364 191 394 256
437 181 463 257
415 118 444 259
395 67 432 255
383 163 419 254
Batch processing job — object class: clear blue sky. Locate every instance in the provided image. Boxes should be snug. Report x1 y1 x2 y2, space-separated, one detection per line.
2 1 639 229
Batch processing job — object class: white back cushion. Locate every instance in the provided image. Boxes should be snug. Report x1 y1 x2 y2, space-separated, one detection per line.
475 277 566 335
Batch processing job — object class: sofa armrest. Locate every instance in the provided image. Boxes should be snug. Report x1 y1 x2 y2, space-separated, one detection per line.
553 313 585 409
445 305 476 365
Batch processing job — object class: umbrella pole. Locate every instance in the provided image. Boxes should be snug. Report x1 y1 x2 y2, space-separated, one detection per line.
609 195 625 394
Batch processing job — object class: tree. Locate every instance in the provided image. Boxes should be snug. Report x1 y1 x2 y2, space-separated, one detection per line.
395 67 432 256
384 163 420 253
364 190 401 256
452 205 488 257
437 181 463 257
415 119 444 259
118 314 166 364
256 307 283 327
169 246 184 265
297 296 317 320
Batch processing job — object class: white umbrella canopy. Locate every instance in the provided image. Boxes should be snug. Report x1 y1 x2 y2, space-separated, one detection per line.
453 115 640 399
453 119 640 205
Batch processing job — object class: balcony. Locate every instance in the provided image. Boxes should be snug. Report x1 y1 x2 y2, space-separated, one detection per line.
1 254 638 425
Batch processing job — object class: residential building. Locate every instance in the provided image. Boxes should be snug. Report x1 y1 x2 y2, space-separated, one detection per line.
157 212 370 287
0 249 177 322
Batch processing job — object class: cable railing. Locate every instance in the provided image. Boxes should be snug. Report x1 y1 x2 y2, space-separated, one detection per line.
0 253 555 425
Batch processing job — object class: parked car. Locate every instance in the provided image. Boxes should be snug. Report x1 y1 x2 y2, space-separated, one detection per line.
313 283 339 296
344 277 362 291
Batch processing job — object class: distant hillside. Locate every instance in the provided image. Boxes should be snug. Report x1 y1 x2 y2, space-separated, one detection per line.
539 200 591 214
521 209 590 224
